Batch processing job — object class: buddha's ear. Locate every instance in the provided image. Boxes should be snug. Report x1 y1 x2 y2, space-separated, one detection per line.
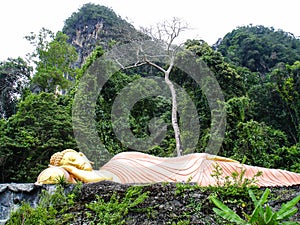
79 152 94 164
69 156 76 162
79 152 87 158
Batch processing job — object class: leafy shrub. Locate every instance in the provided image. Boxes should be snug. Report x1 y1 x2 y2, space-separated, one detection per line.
7 183 149 225
210 188 300 224
85 186 149 224
209 164 262 199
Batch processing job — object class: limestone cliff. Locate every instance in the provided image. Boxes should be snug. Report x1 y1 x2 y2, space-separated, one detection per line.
62 3 145 67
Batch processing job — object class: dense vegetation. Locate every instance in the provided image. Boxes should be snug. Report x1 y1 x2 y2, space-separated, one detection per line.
216 25 300 74
0 3 299 185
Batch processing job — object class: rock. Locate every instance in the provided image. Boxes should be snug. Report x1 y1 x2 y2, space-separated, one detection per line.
72 181 300 224
0 183 64 224
2 181 300 224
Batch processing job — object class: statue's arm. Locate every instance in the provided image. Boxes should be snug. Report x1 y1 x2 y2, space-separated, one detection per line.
35 166 76 185
61 165 112 183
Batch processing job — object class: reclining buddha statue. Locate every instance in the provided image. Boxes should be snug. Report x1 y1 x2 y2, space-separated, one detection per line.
36 149 300 187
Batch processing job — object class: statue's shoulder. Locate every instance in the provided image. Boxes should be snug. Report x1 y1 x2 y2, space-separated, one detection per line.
113 151 210 160
113 151 157 159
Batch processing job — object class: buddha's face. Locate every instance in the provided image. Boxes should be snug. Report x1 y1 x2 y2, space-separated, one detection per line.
59 151 93 171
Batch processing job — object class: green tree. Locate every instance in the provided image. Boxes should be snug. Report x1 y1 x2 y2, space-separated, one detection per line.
185 39 245 99
26 28 78 93
0 92 77 182
274 144 300 173
224 120 288 168
72 46 178 164
217 25 300 74
249 62 300 145
0 57 32 118
271 61 300 143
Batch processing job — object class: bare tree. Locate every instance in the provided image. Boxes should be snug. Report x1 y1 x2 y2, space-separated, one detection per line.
114 18 188 156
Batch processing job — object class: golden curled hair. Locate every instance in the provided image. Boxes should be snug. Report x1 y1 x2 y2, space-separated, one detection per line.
50 149 78 166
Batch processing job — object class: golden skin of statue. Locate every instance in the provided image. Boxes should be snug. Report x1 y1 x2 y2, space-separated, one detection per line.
35 149 112 185
36 166 76 184
36 149 300 187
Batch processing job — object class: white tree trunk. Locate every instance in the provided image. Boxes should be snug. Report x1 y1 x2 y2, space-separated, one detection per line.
145 60 183 156
165 70 183 156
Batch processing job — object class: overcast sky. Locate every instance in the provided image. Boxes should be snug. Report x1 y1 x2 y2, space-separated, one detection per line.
1 0 299 61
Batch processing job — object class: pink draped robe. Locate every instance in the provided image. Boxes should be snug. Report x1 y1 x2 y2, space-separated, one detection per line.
97 152 300 187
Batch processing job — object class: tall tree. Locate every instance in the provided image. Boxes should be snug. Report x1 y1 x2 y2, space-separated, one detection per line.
185 39 245 99
115 18 187 156
0 57 32 118
270 61 300 143
26 28 78 93
225 120 288 168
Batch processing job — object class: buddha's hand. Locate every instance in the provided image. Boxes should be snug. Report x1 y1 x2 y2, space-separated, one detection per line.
35 166 76 185
61 165 113 183
206 155 240 163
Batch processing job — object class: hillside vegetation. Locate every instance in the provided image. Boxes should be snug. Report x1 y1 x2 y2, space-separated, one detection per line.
0 3 299 184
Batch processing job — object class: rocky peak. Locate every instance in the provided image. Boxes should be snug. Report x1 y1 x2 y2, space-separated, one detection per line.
62 3 145 67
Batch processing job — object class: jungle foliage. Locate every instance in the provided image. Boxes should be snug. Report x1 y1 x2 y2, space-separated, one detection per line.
0 4 300 183
216 25 300 74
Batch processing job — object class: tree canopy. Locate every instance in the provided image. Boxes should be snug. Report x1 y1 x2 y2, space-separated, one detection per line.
216 25 300 74
0 58 32 118
26 29 78 93
0 3 300 182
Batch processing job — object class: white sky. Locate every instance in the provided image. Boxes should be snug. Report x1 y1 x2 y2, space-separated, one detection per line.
1 0 299 61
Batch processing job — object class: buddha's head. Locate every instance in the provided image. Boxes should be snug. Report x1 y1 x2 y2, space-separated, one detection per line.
50 149 93 171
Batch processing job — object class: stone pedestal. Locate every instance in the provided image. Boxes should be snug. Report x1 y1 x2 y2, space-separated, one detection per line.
0 183 49 224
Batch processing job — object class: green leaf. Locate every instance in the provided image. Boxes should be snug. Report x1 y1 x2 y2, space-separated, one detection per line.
249 188 270 223
277 207 298 221
263 205 276 224
210 197 245 224
277 195 300 220
281 222 300 225
249 189 258 206
212 208 245 224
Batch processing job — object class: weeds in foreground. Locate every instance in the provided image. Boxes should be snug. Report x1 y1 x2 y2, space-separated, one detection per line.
6 165 300 225
209 164 262 204
210 163 263 190
210 188 300 225
85 186 149 224
6 184 77 225
6 183 149 225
